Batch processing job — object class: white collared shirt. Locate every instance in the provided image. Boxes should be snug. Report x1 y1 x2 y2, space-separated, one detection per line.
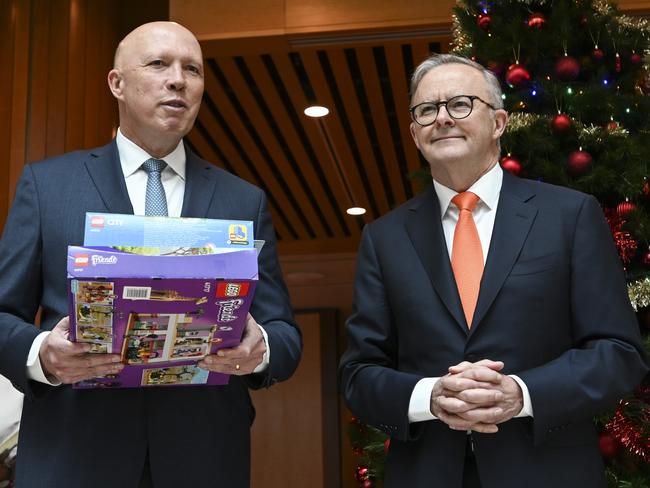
116 128 186 217
408 163 533 422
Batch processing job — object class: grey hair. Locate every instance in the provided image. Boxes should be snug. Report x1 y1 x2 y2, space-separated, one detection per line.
409 53 504 109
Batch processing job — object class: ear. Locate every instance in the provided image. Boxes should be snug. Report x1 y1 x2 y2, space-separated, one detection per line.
409 122 422 151
107 69 123 99
492 109 508 140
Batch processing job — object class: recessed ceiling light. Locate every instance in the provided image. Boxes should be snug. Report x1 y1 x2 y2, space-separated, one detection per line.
346 207 366 216
304 105 330 117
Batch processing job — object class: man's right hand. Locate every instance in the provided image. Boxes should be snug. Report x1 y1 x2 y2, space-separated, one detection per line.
39 316 123 384
430 359 505 433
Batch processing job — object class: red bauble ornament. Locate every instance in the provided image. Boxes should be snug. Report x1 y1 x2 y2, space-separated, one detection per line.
615 53 622 72
505 64 531 87
555 56 580 81
384 438 391 453
598 433 621 459
606 120 619 131
500 156 522 176
362 480 375 488
643 179 649 195
630 53 642 64
527 12 546 28
567 150 593 176
477 14 491 30
355 466 369 482
616 200 637 217
592 48 605 61
551 114 571 133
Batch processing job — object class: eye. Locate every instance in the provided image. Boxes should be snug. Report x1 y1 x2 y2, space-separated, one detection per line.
186 64 201 74
449 98 472 110
148 59 165 67
417 103 437 116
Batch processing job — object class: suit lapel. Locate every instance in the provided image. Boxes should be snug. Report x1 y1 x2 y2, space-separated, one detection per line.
471 172 538 331
84 141 134 215
405 185 467 331
181 147 218 218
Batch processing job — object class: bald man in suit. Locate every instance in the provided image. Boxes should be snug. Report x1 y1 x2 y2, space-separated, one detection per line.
0 22 301 488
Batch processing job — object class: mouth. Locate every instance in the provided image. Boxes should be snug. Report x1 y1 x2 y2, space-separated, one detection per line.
432 135 464 143
160 99 188 110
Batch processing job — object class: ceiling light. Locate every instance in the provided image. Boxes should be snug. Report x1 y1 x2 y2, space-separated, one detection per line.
304 105 330 117
346 207 366 216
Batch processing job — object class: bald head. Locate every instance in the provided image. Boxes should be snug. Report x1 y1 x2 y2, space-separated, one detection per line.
114 22 201 69
107 21 204 158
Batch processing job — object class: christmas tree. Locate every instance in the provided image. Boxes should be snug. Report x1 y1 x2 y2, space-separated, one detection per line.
349 1 650 486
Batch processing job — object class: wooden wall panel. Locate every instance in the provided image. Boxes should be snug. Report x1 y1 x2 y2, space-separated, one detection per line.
250 310 340 488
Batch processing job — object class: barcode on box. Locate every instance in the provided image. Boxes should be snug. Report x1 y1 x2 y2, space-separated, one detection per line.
122 287 151 300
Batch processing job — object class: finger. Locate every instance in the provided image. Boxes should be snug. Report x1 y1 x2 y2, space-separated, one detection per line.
436 410 475 431
469 423 499 434
449 359 504 374
456 406 505 424
436 395 475 414
456 388 505 404
440 375 497 392
453 366 503 384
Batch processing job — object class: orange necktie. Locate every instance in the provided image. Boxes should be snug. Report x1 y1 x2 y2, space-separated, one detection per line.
451 191 484 328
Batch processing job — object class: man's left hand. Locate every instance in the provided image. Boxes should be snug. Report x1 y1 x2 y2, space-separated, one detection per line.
447 361 524 425
197 313 266 375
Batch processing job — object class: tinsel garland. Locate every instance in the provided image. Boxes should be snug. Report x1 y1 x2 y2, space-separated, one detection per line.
606 399 650 462
628 278 650 311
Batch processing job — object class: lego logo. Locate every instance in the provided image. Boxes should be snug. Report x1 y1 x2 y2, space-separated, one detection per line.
90 216 104 228
216 282 249 297
75 255 89 267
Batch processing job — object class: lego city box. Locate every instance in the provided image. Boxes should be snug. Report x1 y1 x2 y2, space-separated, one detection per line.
66 213 259 389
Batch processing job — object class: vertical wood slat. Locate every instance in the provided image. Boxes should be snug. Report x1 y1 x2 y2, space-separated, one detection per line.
0 0 31 232
65 0 86 151
45 0 70 157
0 0 17 232
26 0 50 163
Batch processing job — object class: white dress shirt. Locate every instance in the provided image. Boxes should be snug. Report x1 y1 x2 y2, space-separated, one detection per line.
408 163 533 422
27 129 269 384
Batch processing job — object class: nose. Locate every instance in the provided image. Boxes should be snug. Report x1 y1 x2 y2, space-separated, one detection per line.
434 104 455 127
166 63 186 92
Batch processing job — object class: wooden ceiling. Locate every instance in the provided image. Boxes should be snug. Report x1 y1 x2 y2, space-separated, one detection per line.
186 31 446 254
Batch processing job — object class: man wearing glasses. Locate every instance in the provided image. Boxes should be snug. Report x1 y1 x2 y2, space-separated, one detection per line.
339 54 646 488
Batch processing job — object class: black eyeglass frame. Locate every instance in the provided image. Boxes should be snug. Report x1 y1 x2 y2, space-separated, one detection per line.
409 95 498 126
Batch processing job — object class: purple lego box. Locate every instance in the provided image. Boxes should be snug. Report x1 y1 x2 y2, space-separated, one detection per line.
67 246 258 388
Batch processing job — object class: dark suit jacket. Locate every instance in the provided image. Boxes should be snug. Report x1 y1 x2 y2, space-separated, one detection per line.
339 172 648 488
0 141 302 488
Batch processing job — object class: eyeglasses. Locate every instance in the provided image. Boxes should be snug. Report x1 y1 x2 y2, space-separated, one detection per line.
409 95 497 126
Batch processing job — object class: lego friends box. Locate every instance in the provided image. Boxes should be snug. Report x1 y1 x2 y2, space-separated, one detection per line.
67 213 258 389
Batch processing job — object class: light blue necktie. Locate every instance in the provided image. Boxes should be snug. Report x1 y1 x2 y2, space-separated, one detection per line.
142 158 168 216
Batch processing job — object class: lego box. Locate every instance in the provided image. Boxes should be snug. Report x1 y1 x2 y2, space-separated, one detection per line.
67 214 258 389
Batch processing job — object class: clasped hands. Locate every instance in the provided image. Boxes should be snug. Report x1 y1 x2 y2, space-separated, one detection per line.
430 359 523 433
40 313 266 384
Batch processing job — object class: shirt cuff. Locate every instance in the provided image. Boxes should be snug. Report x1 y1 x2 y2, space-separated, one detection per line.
408 377 440 423
252 324 270 374
26 332 61 386
509 374 533 417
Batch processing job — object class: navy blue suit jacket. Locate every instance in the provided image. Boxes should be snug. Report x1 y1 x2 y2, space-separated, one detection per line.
0 141 301 488
339 172 647 488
